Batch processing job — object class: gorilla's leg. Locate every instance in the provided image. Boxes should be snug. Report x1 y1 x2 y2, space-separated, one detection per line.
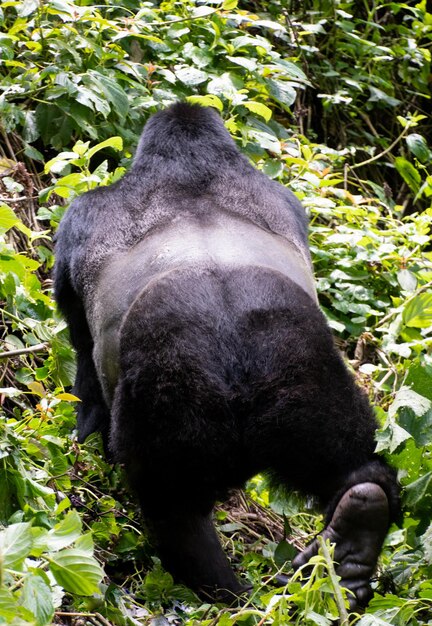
54 266 111 449
240 290 400 611
291 457 399 611
292 481 389 610
74 349 111 450
147 509 248 603
109 283 251 604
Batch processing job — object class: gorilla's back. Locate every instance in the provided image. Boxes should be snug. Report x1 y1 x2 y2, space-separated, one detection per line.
91 213 317 404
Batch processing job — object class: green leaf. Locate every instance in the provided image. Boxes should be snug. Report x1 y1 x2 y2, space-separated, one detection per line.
226 55 257 72
187 94 223 112
49 549 104 595
421 523 432 565
175 66 208 86
44 152 77 174
243 101 272 122
397 269 417 292
395 157 421 194
0 522 32 569
45 510 82 551
75 532 94 554
375 419 411 453
388 387 431 419
87 137 123 160
0 589 16 620
19 575 55 626
0 204 20 232
87 72 130 121
267 78 297 109
248 129 281 154
207 73 243 100
274 540 297 567
368 86 401 107
191 5 214 18
76 86 110 117
405 472 432 508
402 293 432 328
406 133 432 163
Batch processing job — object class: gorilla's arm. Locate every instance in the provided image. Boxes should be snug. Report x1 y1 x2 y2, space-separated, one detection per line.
54 238 110 445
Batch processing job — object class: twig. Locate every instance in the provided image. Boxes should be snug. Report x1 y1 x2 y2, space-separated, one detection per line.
55 613 114 626
349 125 409 170
0 343 48 359
0 195 39 202
318 536 349 626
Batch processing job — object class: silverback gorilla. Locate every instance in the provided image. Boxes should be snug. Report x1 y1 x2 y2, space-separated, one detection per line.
54 102 400 610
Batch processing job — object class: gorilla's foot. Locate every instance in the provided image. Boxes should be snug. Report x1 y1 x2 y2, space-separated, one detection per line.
292 482 389 611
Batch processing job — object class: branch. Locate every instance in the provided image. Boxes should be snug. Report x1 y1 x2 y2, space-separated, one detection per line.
349 124 409 170
0 343 48 359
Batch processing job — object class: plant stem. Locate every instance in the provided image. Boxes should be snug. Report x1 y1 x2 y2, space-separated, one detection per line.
0 343 48 359
318 536 349 626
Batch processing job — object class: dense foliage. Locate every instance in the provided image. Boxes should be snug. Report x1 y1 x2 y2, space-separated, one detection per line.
0 0 431 624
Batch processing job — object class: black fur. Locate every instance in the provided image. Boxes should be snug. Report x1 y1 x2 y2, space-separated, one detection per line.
54 102 400 605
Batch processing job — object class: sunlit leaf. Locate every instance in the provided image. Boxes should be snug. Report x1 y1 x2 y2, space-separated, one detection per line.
0 523 32 569
19 575 54 626
49 550 104 595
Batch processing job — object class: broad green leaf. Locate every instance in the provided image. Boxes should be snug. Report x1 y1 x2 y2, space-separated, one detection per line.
267 78 297 109
274 540 297 567
175 66 208 86
368 86 401 107
422 523 432 565
76 86 110 116
395 157 421 194
44 153 77 174
0 588 16 619
191 5 214 18
397 269 417 292
226 56 257 72
75 532 94 554
187 94 223 112
207 73 243 100
305 610 333 626
19 575 55 626
54 173 84 189
87 72 130 120
243 101 272 122
0 522 32 569
262 159 283 178
49 549 104 595
46 510 82 551
388 387 431 419
248 129 281 154
405 472 432 508
406 133 432 163
56 392 80 402
402 293 432 328
356 614 394 625
375 419 411 453
0 204 20 232
87 137 123 160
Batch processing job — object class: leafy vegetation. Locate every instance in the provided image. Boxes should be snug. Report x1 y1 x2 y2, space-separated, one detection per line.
0 0 431 624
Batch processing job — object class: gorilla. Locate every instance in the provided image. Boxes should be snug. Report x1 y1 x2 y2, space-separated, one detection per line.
54 102 400 610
